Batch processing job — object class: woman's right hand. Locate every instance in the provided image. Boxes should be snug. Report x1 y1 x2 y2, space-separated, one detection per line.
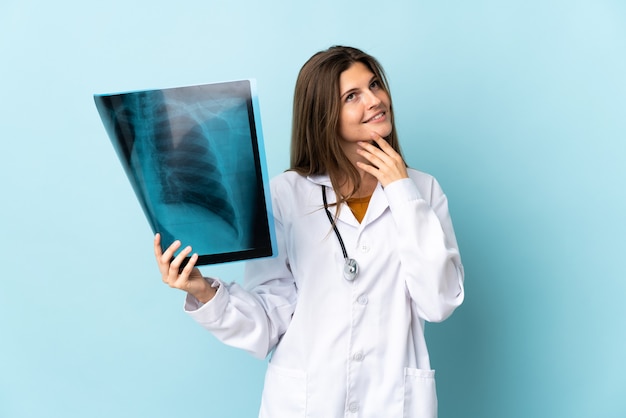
154 233 217 303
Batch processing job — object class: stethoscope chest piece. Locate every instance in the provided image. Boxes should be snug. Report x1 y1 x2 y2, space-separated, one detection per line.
343 258 359 281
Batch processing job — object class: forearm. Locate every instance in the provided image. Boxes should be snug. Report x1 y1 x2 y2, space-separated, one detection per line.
184 278 296 359
386 176 465 321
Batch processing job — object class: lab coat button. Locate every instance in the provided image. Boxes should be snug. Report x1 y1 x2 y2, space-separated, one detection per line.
357 295 368 305
353 351 364 361
360 244 370 253
348 402 359 413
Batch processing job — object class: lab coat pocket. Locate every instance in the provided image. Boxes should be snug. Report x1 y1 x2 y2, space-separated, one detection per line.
403 367 437 418
259 363 307 418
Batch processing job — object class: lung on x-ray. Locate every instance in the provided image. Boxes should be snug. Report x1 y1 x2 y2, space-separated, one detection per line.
94 80 276 265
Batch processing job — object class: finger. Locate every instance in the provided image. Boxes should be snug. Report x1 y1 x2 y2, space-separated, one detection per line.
357 142 392 169
358 136 393 158
162 245 193 286
170 249 197 288
357 137 408 186
362 133 407 171
160 240 182 265
180 253 199 278
169 245 193 272
362 134 401 163
369 131 395 152
154 233 163 258
356 160 380 177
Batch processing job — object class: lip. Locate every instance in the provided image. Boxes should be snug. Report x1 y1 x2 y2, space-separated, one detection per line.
363 111 387 123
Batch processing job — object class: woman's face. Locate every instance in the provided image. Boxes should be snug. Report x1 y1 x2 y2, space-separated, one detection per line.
337 61 392 144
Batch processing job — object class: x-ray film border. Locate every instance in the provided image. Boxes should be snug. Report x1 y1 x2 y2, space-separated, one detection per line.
248 79 278 259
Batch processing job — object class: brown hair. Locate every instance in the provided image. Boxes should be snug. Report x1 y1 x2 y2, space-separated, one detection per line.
289 45 404 205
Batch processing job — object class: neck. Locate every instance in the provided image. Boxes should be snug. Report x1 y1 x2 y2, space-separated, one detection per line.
338 141 378 198
337 168 377 199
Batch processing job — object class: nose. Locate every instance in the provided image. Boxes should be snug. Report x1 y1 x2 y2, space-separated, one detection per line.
364 90 382 108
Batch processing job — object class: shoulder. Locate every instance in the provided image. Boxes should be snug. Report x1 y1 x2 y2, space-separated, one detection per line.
269 171 317 204
270 170 309 192
271 170 305 184
268 171 323 218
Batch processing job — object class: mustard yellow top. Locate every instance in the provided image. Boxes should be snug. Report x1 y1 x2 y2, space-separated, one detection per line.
347 195 372 223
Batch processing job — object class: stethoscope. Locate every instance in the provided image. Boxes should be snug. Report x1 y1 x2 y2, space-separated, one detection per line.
322 185 359 281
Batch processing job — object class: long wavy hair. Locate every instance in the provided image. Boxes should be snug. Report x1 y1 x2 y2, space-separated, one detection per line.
289 45 404 206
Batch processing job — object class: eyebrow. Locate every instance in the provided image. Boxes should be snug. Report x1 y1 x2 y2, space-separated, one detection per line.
340 75 378 100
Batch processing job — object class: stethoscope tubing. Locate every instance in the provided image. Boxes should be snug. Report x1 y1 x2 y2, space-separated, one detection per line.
322 185 359 281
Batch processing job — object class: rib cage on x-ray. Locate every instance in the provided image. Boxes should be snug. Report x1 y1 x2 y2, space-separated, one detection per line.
121 92 242 245
94 80 274 265
150 98 239 234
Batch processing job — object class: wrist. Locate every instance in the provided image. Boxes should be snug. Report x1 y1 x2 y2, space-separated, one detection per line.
193 279 219 304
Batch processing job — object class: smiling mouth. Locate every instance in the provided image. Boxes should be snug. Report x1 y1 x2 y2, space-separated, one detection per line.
364 111 386 123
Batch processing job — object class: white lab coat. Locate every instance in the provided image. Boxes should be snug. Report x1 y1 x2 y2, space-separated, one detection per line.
185 169 464 418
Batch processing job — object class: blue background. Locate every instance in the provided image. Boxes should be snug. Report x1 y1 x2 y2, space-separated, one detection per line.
1 1 624 417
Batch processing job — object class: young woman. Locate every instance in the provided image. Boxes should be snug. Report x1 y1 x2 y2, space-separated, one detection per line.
155 45 465 418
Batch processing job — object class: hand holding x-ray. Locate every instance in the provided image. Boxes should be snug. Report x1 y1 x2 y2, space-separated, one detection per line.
154 233 216 303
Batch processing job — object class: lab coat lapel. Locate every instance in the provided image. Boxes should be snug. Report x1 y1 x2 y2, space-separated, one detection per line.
361 183 388 226
307 174 354 226
307 175 389 227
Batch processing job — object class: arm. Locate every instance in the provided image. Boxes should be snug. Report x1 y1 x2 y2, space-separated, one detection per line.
183 217 297 359
154 189 297 359
385 176 465 322
356 134 464 322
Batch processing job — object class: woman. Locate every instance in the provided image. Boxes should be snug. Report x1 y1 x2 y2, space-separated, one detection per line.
155 45 465 417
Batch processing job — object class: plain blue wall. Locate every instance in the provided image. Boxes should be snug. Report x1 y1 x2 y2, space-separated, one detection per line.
1 1 625 417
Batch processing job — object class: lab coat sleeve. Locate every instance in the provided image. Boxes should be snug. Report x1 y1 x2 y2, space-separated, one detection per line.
384 174 464 322
183 195 298 360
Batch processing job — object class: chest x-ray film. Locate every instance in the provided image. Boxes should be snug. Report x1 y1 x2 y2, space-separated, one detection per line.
94 80 276 265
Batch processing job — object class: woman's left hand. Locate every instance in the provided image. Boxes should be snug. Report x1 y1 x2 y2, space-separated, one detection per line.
356 132 409 187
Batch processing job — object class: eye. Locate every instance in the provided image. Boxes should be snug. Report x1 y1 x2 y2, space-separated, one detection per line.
370 79 380 89
345 92 356 102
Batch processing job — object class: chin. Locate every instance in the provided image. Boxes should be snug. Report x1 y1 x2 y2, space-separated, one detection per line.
374 125 393 139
